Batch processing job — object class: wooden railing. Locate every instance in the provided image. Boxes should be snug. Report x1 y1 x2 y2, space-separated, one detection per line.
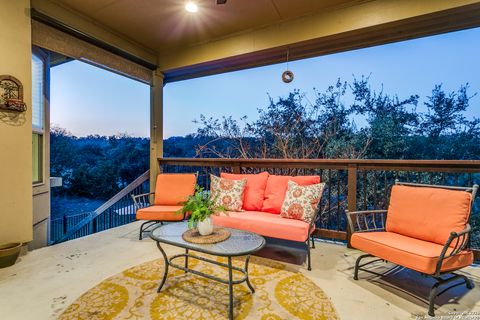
51 170 150 244
158 158 480 259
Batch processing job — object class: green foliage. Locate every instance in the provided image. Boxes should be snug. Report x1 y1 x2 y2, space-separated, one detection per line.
50 127 150 199
178 186 226 229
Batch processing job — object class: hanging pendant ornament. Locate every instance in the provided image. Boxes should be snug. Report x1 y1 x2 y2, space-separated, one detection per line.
282 49 294 83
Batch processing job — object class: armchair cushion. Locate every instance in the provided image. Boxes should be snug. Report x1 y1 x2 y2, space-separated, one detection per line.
221 171 269 211
262 175 320 214
386 185 472 245
136 205 184 221
351 231 473 275
154 174 197 206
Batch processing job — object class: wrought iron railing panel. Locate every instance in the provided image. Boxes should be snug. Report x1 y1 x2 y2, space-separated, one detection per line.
50 171 150 244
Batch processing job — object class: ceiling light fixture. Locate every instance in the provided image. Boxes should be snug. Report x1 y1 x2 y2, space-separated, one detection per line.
185 1 198 13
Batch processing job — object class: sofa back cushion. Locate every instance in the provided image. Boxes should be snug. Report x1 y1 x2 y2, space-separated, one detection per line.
262 175 321 214
386 185 472 245
221 171 269 211
154 173 197 206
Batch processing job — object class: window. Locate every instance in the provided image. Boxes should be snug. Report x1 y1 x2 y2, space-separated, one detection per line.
32 52 45 184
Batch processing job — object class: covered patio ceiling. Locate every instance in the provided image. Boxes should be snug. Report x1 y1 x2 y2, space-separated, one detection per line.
48 0 359 52
31 0 480 82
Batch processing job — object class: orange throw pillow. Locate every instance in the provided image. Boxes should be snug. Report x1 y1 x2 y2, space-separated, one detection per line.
210 174 247 212
281 181 325 222
262 175 321 214
221 171 269 211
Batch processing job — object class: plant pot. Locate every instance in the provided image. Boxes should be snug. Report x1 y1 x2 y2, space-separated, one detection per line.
197 216 214 236
0 243 22 268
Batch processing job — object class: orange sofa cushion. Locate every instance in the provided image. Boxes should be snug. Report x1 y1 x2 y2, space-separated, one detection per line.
262 175 320 214
212 211 314 242
136 205 185 221
221 171 269 211
154 173 197 206
351 231 473 274
386 185 472 245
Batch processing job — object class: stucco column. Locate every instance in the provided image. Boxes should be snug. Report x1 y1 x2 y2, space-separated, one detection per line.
0 0 33 246
150 70 164 192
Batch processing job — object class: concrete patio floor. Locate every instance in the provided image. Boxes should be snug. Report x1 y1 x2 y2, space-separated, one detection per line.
1 221 479 320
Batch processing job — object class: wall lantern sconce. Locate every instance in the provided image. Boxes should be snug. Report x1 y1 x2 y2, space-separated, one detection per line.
0 75 27 112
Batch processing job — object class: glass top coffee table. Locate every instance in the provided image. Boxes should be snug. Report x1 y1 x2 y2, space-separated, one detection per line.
150 222 265 320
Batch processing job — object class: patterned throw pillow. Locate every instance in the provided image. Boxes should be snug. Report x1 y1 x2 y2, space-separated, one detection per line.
280 181 325 222
210 174 247 211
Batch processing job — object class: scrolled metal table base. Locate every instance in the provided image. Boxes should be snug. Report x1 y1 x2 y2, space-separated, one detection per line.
155 241 255 320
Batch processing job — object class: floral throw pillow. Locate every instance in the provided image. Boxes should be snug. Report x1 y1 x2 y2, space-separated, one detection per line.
210 174 247 211
280 181 325 222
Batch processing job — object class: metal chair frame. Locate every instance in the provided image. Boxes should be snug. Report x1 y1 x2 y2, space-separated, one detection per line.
346 181 478 317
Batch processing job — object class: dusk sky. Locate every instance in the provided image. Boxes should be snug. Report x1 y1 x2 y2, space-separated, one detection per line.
51 27 480 138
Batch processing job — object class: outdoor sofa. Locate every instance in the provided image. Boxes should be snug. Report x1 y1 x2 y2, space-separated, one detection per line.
212 172 322 270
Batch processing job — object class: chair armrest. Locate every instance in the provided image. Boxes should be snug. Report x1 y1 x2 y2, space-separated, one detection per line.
435 224 472 275
346 210 387 233
131 192 155 210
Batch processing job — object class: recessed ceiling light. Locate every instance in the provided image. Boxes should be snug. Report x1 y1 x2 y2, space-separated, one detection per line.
185 1 198 13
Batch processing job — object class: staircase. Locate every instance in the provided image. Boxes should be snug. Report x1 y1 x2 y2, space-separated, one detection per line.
50 170 150 244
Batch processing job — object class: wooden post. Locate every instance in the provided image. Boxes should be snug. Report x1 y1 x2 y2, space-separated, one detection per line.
347 164 358 247
232 163 241 174
150 70 164 193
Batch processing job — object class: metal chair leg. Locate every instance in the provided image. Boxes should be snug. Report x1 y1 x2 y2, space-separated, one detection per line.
306 239 312 271
139 221 149 240
428 281 440 316
139 221 160 240
353 254 372 280
461 274 474 289
428 274 474 317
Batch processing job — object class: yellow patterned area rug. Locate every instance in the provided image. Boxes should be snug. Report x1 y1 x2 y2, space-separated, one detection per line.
59 255 339 320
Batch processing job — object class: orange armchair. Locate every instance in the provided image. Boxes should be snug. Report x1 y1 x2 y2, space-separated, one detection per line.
347 181 478 317
132 173 197 240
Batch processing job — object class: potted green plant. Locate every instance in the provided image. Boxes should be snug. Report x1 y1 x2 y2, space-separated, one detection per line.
179 186 226 236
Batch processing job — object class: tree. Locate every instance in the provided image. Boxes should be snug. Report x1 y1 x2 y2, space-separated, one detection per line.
422 84 474 138
414 84 480 159
50 128 150 199
350 76 419 159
